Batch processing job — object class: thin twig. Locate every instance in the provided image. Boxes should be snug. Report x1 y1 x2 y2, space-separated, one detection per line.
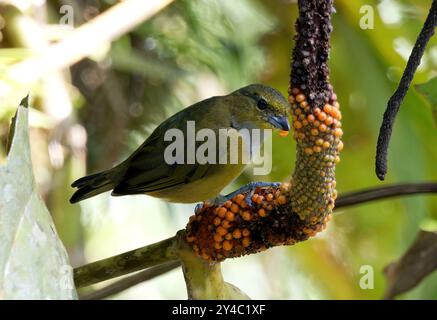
79 261 181 300
375 0 437 180
335 182 437 208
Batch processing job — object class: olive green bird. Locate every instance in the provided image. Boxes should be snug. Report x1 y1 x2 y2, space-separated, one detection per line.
70 84 290 205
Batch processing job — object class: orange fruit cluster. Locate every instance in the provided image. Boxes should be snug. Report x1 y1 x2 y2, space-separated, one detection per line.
287 86 342 224
186 183 291 262
288 87 343 157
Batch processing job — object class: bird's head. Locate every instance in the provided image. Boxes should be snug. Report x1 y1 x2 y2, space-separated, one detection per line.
231 84 290 132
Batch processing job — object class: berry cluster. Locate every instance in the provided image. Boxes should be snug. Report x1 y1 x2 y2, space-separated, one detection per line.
288 86 342 224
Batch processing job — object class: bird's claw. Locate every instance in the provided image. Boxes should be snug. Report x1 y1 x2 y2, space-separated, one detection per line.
195 182 280 213
195 195 228 213
225 182 280 208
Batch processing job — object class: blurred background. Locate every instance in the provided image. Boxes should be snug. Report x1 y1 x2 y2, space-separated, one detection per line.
1 0 437 299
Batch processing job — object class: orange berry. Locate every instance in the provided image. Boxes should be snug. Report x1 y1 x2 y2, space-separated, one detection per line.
213 217 221 226
307 114 315 122
293 121 302 129
226 211 235 221
311 128 319 136
242 228 251 237
266 193 274 201
214 242 222 250
323 104 332 113
300 101 308 108
242 237 251 248
325 116 333 126
225 233 233 240
319 124 327 132
230 203 239 213
242 211 252 221
278 195 287 205
217 207 227 218
214 233 223 242
304 148 314 155
292 87 300 95
234 194 244 204
314 107 321 115
302 120 309 126
296 94 305 103
232 229 242 239
337 141 344 151
224 200 232 208
216 226 227 236
334 128 343 138
323 141 330 149
255 195 264 204
258 208 267 217
222 220 231 228
317 112 327 121
316 138 324 146
313 146 322 153
223 240 233 251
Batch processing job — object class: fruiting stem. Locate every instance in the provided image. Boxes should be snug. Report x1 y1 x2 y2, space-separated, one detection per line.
376 0 437 180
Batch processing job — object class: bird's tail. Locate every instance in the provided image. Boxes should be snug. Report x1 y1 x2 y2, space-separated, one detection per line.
70 169 117 203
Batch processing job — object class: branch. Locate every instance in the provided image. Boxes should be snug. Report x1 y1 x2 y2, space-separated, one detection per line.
73 236 178 288
375 0 437 180
79 261 181 300
6 0 174 84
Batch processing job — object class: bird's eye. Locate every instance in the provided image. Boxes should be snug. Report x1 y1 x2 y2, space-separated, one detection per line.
257 98 268 110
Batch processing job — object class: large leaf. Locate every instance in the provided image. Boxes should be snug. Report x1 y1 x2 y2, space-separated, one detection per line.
415 77 437 128
0 97 77 299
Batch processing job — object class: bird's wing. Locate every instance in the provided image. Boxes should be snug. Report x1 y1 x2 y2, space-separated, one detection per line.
112 99 224 196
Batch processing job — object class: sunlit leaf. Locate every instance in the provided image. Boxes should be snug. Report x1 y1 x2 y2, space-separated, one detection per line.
0 97 77 299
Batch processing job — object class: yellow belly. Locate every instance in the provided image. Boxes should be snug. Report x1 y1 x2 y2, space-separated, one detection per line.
146 163 246 203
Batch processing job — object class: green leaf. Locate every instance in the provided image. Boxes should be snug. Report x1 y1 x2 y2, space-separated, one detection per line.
415 77 437 127
0 97 77 299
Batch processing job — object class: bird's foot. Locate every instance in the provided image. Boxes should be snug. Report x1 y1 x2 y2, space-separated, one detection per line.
195 195 228 213
224 182 281 208
195 182 280 213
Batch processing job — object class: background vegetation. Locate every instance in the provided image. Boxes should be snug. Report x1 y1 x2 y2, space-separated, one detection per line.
1 0 436 299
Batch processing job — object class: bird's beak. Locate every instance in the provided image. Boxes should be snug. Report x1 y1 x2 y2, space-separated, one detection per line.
268 115 290 131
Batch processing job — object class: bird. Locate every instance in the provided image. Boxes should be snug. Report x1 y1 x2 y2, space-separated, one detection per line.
69 84 290 205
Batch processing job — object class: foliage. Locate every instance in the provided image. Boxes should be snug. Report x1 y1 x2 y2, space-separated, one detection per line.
0 97 76 299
